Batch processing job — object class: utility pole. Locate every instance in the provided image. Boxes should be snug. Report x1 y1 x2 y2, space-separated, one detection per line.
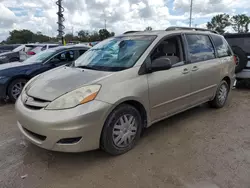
189 0 193 27
56 0 65 44
104 19 107 30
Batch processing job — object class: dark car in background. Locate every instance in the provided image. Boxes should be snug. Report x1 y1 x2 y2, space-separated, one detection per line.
0 45 90 102
0 45 25 63
224 33 250 79
0 44 21 53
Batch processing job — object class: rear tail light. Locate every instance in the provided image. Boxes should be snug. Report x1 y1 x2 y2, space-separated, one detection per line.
27 51 36 55
233 55 237 65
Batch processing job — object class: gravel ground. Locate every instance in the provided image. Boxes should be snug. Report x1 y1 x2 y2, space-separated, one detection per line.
0 88 250 188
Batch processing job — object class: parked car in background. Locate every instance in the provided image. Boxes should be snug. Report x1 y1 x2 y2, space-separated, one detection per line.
0 44 21 53
0 43 60 64
224 33 250 80
19 44 59 61
0 45 25 64
89 41 100 46
16 27 235 155
0 45 89 102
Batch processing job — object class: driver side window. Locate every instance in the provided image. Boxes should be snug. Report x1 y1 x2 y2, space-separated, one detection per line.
150 35 184 67
50 50 75 63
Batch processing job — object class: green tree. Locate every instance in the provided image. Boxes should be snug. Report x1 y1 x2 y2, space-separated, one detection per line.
145 26 153 31
207 14 231 34
1 28 116 44
77 30 89 41
6 30 34 44
4 29 51 44
231 14 250 33
89 31 100 42
64 33 74 42
98 29 112 40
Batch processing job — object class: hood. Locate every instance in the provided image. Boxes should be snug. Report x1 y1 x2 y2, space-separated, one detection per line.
0 62 24 70
26 66 113 101
0 51 15 56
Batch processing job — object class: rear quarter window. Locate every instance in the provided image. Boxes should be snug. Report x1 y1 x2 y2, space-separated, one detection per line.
211 35 232 57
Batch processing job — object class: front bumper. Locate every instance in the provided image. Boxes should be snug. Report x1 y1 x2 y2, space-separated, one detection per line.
16 97 112 152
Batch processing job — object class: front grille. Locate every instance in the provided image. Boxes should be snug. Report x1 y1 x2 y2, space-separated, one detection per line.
24 104 44 110
23 127 46 141
23 95 50 110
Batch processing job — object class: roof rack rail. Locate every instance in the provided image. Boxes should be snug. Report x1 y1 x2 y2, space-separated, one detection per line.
165 26 219 34
123 31 140 34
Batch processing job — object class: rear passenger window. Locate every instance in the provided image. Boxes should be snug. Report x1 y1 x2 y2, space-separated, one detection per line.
186 34 215 63
211 35 232 57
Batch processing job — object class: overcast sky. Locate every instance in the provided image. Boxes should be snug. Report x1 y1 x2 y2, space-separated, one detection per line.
0 0 249 41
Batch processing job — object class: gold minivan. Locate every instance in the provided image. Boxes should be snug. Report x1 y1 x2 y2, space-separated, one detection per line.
16 27 236 155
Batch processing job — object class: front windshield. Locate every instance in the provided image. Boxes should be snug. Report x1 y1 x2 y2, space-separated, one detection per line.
23 49 56 64
12 45 24 52
74 35 156 71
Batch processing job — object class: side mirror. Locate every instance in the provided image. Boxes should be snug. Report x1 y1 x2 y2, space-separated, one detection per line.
151 57 172 72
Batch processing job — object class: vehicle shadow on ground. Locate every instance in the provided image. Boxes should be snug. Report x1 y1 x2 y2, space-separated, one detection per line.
235 80 250 90
142 105 207 136
0 99 7 106
0 98 12 107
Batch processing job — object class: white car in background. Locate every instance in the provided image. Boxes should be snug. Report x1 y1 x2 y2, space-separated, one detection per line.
19 44 59 61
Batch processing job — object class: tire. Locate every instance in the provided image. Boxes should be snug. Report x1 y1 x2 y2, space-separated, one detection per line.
7 78 27 102
101 104 143 155
209 80 229 108
232 46 248 73
9 58 19 62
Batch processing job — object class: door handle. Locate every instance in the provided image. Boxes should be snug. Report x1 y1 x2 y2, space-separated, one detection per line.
192 66 199 71
182 68 189 74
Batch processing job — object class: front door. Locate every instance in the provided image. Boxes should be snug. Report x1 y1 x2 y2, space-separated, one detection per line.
147 35 192 122
148 64 192 122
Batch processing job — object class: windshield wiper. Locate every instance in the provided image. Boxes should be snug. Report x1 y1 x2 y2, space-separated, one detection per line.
76 65 99 70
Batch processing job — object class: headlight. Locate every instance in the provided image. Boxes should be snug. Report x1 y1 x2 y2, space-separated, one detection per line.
0 56 6 59
21 90 28 103
45 85 101 110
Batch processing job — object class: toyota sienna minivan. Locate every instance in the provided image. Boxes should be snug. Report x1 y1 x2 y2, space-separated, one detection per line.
16 27 236 155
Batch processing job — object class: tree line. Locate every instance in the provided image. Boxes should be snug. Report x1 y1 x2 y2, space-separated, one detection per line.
1 13 249 45
207 14 250 34
1 29 115 44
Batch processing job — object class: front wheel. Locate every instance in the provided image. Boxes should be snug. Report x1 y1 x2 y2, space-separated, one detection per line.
209 80 229 108
7 78 27 102
101 104 142 155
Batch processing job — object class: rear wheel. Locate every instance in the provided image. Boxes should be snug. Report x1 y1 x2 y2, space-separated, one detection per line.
209 80 229 108
7 78 27 102
101 104 142 155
